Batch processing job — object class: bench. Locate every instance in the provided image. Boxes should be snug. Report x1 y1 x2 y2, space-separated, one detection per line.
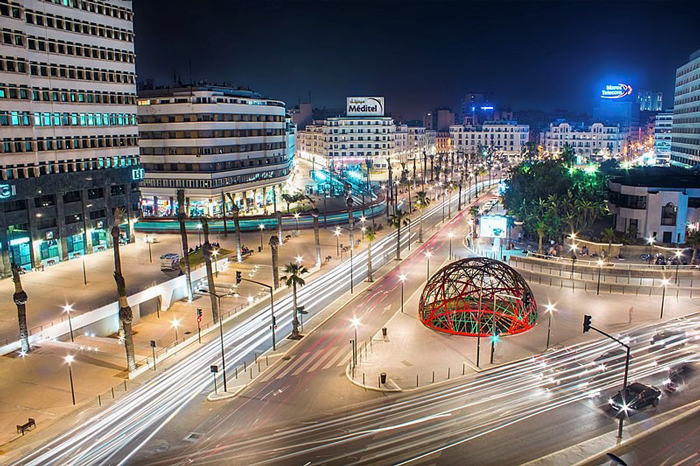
17 418 36 435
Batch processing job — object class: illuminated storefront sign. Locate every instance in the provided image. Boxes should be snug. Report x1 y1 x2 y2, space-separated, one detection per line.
601 83 632 99
0 184 16 199
132 168 145 181
347 97 385 116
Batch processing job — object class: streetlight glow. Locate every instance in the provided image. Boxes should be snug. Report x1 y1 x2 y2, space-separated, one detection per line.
64 355 74 364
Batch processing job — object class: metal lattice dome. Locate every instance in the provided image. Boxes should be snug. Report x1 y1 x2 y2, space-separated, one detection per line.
419 257 537 336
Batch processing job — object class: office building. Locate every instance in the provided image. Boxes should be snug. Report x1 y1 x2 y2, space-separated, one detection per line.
541 122 624 160
423 108 455 132
637 90 663 111
449 121 529 156
138 84 291 217
0 0 140 275
594 82 639 145
671 48 700 168
654 111 673 160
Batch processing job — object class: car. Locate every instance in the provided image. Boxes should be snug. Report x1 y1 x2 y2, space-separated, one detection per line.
541 359 590 389
650 329 687 349
593 348 631 370
609 382 661 411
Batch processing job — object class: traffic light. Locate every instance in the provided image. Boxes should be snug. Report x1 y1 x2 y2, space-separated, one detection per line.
236 271 242 284
583 314 592 333
196 308 203 322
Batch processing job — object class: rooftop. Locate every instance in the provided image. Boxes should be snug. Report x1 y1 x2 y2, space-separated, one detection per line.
612 167 700 189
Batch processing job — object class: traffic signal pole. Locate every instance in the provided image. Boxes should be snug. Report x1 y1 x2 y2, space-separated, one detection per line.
583 314 631 439
237 272 276 351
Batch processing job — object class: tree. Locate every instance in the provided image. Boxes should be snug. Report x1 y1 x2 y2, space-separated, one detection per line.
111 209 136 371
281 193 294 213
270 235 280 289
446 183 454 219
201 218 219 323
415 191 431 243
388 209 410 260
230 200 242 263
365 226 376 282
601 227 617 259
311 208 321 268
559 143 577 168
176 189 193 300
12 262 29 353
687 231 700 265
282 263 308 339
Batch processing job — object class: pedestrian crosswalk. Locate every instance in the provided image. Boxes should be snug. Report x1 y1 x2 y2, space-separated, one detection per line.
258 346 351 383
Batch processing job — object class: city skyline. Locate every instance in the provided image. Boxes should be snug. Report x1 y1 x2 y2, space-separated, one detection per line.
133 0 700 117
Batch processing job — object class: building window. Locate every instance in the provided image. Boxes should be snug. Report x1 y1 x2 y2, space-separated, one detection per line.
661 202 677 226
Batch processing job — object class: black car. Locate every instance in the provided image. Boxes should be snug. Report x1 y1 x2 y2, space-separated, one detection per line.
650 329 687 349
609 382 661 411
593 348 630 369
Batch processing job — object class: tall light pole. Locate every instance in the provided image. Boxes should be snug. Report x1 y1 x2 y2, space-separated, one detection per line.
171 318 180 342
81 253 87 285
399 273 406 313
647 236 655 264
294 212 300 232
63 304 75 343
198 288 232 392
425 251 432 281
335 226 341 257
350 245 354 293
350 317 360 367
259 224 265 251
596 259 604 295
660 278 669 319
545 304 555 349
674 249 682 284
212 249 219 277
490 332 499 364
448 232 453 259
197 222 202 247
65 355 76 405
145 235 153 263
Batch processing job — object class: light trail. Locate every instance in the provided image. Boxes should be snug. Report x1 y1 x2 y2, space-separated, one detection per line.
17 180 497 466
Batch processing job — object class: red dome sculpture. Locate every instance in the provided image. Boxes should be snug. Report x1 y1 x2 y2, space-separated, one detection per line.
419 257 537 336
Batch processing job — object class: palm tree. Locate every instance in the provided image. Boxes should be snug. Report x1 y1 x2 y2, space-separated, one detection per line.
560 143 576 168
415 191 430 243
201 218 219 323
687 231 700 265
311 208 321 268
270 235 280 289
535 220 547 254
176 189 193 300
12 262 29 353
111 209 136 371
365 226 376 282
446 183 454 219
388 209 410 260
230 201 242 263
386 158 393 218
282 262 308 339
601 227 617 259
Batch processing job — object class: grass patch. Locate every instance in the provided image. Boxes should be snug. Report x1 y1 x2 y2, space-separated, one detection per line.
184 247 233 269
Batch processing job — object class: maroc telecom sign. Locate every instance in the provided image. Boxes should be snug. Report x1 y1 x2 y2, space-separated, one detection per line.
601 83 633 99
347 97 385 116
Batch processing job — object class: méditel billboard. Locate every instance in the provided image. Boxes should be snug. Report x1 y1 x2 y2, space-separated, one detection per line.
481 215 508 238
347 97 385 116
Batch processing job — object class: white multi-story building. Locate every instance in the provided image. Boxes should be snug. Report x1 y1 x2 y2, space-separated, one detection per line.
0 0 140 275
394 125 433 163
138 85 291 217
654 111 673 160
671 48 700 168
449 121 529 156
541 122 624 160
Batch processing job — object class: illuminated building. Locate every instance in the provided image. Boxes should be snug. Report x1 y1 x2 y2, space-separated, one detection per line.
0 0 140 275
450 121 529 156
671 48 700 168
541 122 624 160
137 84 292 217
594 82 639 145
637 90 663 112
654 111 673 161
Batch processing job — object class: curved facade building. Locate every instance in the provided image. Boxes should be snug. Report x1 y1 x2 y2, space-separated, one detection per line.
137 85 292 217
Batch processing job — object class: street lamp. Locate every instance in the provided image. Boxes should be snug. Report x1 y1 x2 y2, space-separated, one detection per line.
350 245 354 293
63 304 75 343
425 251 432 281
448 232 453 259
490 332 500 364
294 212 300 232
171 318 180 342
660 278 670 319
65 355 76 405
674 249 682 284
335 226 341 257
596 259 604 295
399 273 406 313
545 304 555 349
350 317 360 367
212 249 219 277
646 236 655 264
145 235 154 263
259 223 265 251
197 222 203 247
361 226 366 241
295 255 303 265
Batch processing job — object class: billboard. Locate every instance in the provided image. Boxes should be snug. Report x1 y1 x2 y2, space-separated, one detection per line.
601 83 632 99
480 215 508 239
347 97 385 116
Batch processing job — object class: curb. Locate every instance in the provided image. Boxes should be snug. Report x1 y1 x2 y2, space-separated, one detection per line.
345 362 402 392
206 385 247 402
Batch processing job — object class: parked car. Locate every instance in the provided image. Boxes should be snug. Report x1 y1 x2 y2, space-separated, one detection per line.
609 382 661 411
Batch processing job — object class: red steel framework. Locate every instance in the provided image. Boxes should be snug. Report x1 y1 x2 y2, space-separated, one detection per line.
419 257 537 336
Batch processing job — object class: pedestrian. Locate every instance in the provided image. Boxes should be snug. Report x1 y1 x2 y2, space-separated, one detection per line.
628 307 634 325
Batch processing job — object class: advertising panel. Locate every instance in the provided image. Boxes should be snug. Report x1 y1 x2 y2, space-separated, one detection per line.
480 215 508 239
601 83 633 99
346 97 385 116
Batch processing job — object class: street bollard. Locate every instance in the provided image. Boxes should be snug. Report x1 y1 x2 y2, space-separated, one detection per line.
254 353 258 363
266 355 269 366
378 376 381 388
382 327 387 338
363 373 365 386
111 387 115 399
258 361 261 372
380 373 387 385
235 367 238 379
98 395 102 406
124 380 127 391
244 361 247 371
432 371 435 383
250 368 253 379
448 367 451 379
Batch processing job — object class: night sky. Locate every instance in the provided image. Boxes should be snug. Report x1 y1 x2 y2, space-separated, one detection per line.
133 1 700 119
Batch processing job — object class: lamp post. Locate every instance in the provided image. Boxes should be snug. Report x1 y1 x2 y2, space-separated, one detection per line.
197 222 202 247
350 245 354 293
294 212 300 232
350 317 360 367
81 254 87 285
65 355 76 405
171 318 180 342
145 235 153 263
545 304 555 349
448 232 453 259
399 273 406 313
675 250 682 284
490 332 500 364
660 278 670 319
647 236 655 264
425 251 432 281
198 288 233 392
63 304 75 343
257 223 264 251
335 226 341 257
596 259 604 295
